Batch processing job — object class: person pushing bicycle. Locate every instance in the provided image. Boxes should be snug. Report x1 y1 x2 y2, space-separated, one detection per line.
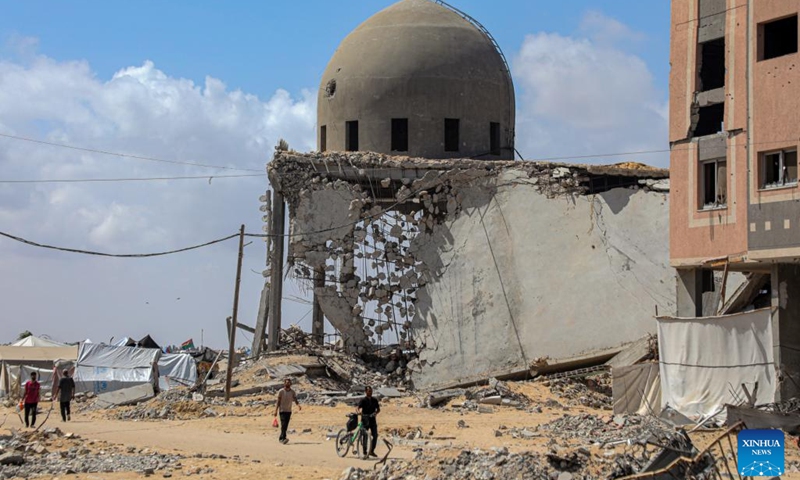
356 386 380 457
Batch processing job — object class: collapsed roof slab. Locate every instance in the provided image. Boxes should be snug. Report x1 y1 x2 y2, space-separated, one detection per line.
268 151 672 388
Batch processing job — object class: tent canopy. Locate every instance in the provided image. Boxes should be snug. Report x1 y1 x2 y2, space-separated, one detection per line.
74 342 160 395
0 346 78 362
10 335 68 348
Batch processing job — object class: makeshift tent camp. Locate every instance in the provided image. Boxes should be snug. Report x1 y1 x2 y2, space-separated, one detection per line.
11 335 68 348
157 353 197 391
0 345 78 399
74 343 160 395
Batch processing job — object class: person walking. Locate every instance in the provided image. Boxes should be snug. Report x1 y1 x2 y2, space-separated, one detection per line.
23 371 41 428
356 386 381 457
273 378 301 444
54 370 76 422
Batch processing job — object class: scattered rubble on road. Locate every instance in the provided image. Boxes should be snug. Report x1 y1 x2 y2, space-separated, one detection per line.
0 427 195 479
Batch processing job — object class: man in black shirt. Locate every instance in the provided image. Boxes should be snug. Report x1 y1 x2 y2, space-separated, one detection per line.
54 370 76 422
356 386 380 457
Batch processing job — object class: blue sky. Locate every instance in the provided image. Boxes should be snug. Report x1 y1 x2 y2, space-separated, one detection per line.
0 1 672 348
0 1 671 101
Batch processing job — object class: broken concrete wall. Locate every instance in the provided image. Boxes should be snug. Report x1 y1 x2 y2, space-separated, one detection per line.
410 171 674 389
269 152 673 388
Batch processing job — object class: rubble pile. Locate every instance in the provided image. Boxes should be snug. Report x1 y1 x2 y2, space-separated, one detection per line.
0 428 187 478
544 373 612 410
536 413 674 444
113 389 213 421
340 447 593 480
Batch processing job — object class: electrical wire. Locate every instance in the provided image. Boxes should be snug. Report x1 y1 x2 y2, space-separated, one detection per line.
0 173 265 184
0 230 239 258
0 132 263 172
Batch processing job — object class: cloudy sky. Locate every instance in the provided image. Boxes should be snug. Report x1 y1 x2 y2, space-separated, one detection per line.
0 1 670 348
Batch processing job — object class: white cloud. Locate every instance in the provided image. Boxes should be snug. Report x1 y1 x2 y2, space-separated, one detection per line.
0 48 316 346
579 11 646 46
512 13 668 166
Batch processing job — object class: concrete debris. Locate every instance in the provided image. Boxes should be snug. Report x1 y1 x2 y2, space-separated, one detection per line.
95 383 156 408
541 373 613 410
0 428 189 478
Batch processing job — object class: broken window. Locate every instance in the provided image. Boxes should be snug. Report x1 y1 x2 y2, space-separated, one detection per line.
698 38 725 91
346 121 358 152
701 158 727 209
693 103 724 137
391 118 408 152
761 149 798 189
760 15 798 61
320 125 327 152
490 122 501 156
444 118 460 152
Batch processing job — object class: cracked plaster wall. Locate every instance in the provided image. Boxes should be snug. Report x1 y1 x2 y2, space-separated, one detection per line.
272 152 672 388
409 171 673 390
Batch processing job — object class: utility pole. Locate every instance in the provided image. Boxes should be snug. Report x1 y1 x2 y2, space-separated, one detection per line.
225 224 246 402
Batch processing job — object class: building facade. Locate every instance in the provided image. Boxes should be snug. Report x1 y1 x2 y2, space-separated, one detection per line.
670 0 800 398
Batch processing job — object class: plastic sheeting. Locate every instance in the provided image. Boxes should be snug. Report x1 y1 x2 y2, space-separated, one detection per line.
657 308 776 420
157 353 197 391
74 343 160 395
612 362 661 415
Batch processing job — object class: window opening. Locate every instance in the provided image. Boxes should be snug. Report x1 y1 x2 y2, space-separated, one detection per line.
345 121 358 152
444 119 460 152
391 118 408 152
698 38 725 91
693 103 725 137
701 158 727 209
760 15 798 61
490 122 501 155
701 270 716 293
320 125 327 152
762 149 798 188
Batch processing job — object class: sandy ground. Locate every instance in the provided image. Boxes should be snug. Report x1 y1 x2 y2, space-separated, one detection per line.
3 381 800 479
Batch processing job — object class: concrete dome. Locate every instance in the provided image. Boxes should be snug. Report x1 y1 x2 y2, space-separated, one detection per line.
317 0 515 160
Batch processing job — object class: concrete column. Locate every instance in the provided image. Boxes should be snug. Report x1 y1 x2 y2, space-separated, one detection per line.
267 191 286 352
311 267 325 345
251 282 270 357
771 264 800 401
676 268 703 317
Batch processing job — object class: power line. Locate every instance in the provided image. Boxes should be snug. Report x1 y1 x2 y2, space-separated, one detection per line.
0 230 239 258
0 132 263 173
0 173 265 184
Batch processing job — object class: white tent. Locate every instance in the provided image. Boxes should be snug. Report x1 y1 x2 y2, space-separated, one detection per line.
10 335 68 348
158 353 197 391
74 343 160 395
0 345 78 399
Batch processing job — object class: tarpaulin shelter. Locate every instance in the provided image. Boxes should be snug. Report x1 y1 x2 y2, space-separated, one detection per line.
74 342 160 395
0 345 78 399
657 308 776 420
157 353 197 391
136 335 160 350
11 335 68 348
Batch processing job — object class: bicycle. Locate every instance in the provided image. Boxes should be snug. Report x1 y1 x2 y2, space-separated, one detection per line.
335 413 374 460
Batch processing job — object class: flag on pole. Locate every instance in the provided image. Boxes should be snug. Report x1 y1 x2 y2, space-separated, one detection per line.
181 338 195 350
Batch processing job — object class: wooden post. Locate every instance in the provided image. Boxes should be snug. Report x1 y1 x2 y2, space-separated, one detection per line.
225 224 246 402
267 191 285 352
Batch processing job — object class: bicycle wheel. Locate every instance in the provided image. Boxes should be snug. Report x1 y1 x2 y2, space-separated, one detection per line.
335 429 352 458
355 429 369 460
